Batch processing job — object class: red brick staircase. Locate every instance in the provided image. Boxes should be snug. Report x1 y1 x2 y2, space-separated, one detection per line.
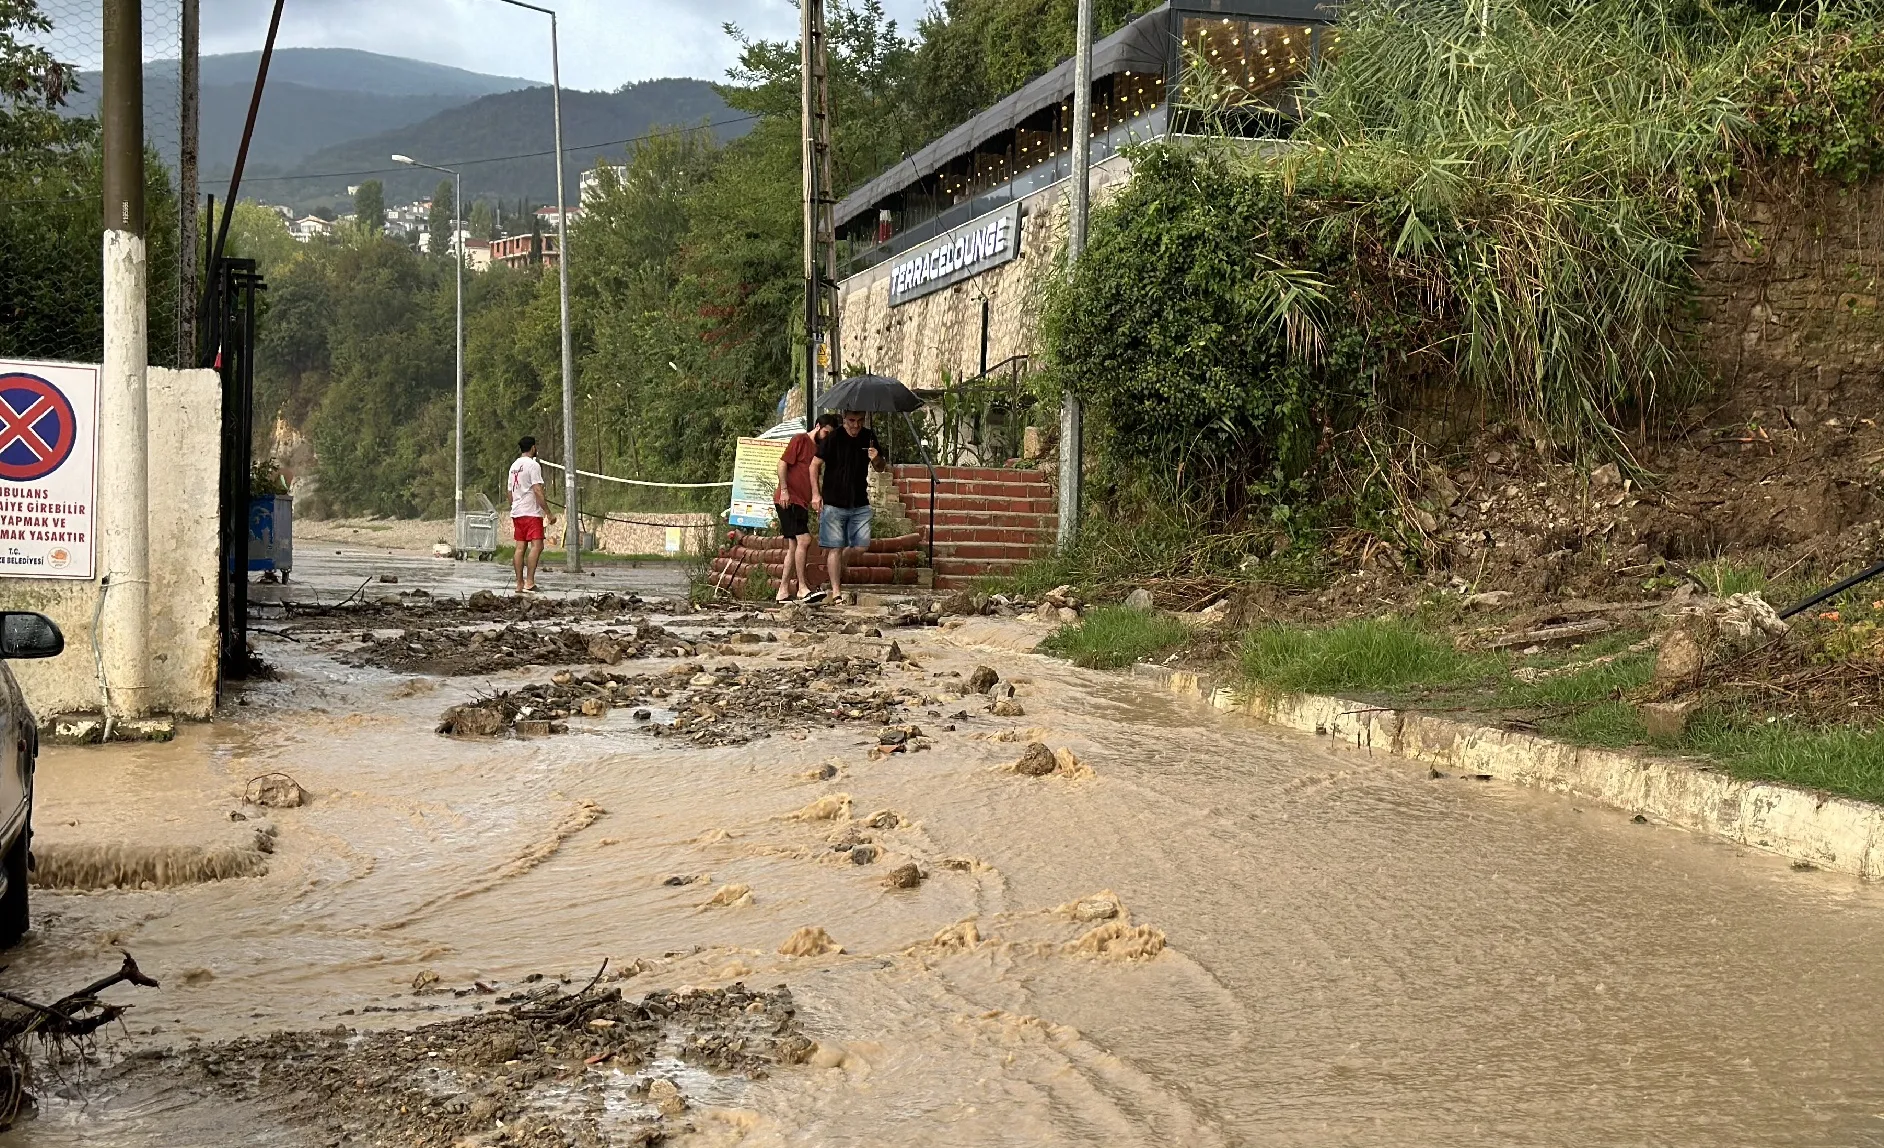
893 464 1058 590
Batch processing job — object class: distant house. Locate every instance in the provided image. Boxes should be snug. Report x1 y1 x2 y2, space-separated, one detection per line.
578 165 627 204
463 238 492 272
492 232 560 270
288 215 334 242
534 204 581 227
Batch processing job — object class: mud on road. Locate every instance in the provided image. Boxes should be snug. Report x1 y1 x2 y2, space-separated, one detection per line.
11 599 1884 1147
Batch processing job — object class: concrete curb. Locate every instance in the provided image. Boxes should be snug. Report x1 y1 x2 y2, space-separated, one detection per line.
1131 663 1884 879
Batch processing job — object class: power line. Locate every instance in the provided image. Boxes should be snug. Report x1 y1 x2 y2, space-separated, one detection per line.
198 112 763 187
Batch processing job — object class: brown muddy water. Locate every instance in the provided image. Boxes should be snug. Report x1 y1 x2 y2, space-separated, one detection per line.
5 609 1884 1146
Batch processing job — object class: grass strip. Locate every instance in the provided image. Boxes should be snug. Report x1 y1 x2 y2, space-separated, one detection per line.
1038 606 1193 670
1240 618 1501 695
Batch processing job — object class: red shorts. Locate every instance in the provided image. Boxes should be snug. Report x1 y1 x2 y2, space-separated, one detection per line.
511 515 545 542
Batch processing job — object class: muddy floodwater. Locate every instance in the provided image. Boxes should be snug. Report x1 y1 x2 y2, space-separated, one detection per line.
4 596 1884 1146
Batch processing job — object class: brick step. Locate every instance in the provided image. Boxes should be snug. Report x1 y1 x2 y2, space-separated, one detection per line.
923 508 1070 531
894 465 1051 484
894 479 1053 500
897 495 1060 515
922 526 1056 545
932 541 1051 561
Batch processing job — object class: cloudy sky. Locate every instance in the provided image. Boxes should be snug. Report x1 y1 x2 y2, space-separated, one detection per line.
195 0 934 91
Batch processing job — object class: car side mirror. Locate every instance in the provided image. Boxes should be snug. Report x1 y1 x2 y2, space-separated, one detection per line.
0 613 63 660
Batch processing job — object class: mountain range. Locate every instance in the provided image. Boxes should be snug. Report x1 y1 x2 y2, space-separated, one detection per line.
61 48 744 210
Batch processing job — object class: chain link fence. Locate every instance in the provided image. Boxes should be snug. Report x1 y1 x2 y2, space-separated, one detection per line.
0 0 189 369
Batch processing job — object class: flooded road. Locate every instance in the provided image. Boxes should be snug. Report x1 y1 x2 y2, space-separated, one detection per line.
5 599 1884 1146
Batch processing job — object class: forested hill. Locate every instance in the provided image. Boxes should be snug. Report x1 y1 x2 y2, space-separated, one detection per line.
65 49 538 185
259 79 743 209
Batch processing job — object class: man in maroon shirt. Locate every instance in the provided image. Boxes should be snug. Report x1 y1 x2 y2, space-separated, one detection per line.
773 413 836 601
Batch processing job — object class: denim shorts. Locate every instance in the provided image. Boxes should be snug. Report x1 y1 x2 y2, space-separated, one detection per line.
818 504 872 550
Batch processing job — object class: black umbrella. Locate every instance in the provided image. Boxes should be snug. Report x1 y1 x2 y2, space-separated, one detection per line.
817 374 938 569
818 374 923 414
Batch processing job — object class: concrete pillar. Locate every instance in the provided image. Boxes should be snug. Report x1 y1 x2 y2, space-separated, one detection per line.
100 0 151 718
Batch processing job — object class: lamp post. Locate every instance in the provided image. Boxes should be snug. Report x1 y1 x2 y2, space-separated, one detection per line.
490 0 579 572
393 154 464 551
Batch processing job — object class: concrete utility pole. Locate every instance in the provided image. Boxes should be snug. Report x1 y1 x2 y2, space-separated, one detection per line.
491 0 579 572
548 13 579 572
1058 0 1093 549
178 0 199 367
100 0 151 717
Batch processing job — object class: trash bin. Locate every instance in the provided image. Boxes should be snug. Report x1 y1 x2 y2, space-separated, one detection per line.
248 494 292 576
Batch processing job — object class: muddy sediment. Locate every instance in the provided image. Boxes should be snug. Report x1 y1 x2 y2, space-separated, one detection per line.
154 979 812 1147
437 656 944 746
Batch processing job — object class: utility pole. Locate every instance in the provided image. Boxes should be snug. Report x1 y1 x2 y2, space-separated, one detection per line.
1058 0 1093 549
100 0 151 717
801 0 838 421
178 0 199 368
548 11 579 572
490 0 579 572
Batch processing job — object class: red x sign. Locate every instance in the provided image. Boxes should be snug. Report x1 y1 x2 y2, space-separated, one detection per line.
0 374 77 482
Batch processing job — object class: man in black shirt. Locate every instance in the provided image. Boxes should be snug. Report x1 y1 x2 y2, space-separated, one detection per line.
810 409 888 602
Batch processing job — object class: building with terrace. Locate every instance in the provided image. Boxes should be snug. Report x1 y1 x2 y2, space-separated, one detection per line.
834 0 1336 399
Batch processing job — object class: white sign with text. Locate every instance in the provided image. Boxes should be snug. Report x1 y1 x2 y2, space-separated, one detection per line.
0 359 100 579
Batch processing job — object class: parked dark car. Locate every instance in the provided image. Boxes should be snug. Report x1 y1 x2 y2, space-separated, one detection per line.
0 612 63 947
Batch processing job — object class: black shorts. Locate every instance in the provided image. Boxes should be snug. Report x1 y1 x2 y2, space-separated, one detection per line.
777 503 810 538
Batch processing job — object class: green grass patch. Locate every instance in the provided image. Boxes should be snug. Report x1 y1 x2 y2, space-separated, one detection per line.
1679 714 1884 805
1038 606 1192 670
1240 618 1500 695
1501 651 1657 711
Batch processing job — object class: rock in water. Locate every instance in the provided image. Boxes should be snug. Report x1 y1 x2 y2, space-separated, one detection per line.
587 635 623 665
1015 742 1058 776
968 665 1000 693
246 773 306 808
437 704 504 737
648 1077 687 1117
777 926 843 957
885 862 923 889
991 699 1026 717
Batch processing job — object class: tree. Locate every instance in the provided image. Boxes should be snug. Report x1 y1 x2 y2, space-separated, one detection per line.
0 0 82 161
468 199 497 241
427 178 455 257
353 179 386 236
223 200 299 276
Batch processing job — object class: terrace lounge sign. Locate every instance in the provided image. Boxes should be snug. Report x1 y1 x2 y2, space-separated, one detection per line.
888 202 1020 306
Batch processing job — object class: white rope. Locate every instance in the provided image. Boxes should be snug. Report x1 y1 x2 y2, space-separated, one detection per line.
537 460 733 489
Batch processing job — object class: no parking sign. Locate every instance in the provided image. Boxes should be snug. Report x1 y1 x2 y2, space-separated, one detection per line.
0 359 99 579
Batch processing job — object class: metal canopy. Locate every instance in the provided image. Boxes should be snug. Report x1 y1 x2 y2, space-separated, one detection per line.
833 0 1337 229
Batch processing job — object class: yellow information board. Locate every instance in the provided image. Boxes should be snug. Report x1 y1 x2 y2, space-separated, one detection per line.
728 437 789 528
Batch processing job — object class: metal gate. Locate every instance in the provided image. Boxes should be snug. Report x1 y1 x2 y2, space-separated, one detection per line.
206 256 264 690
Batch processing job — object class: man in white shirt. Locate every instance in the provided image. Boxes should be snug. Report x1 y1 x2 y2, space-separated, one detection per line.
507 436 556 593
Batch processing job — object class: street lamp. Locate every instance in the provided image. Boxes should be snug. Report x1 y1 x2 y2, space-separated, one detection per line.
393 153 465 554
488 0 579 572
